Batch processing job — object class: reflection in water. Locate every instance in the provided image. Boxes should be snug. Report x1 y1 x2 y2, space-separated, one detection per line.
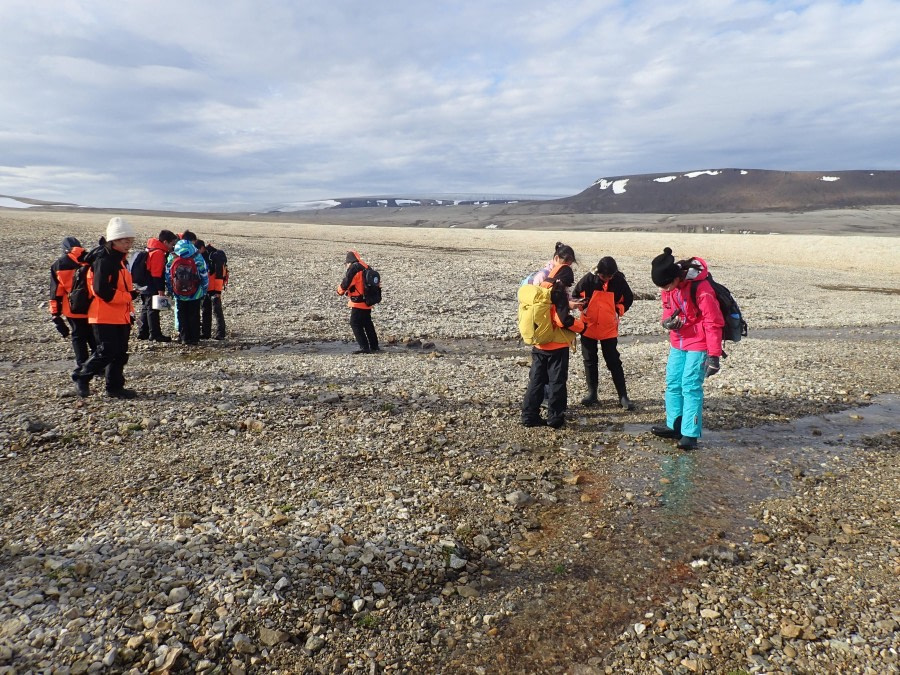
658 454 695 516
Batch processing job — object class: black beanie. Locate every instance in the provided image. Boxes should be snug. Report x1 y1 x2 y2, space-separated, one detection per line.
345 251 357 264
651 247 681 287
61 236 81 253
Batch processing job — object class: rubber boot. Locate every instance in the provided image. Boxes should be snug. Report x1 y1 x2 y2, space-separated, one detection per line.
581 364 599 406
651 415 682 440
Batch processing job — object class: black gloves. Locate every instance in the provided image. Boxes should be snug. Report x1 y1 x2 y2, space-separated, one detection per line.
52 315 70 338
705 355 721 377
661 309 683 331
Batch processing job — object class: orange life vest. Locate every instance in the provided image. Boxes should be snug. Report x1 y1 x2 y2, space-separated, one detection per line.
87 263 134 325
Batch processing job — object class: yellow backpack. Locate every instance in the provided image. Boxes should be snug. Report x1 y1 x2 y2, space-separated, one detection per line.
517 284 575 346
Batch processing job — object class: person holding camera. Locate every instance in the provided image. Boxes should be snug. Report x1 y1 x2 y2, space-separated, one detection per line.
649 247 724 450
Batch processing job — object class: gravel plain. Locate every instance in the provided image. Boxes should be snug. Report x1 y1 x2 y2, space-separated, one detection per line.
0 211 898 674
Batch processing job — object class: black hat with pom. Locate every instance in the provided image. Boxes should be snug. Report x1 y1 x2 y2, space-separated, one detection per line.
651 247 681 287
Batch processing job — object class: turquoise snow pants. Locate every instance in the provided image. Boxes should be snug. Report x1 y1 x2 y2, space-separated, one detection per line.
665 347 707 438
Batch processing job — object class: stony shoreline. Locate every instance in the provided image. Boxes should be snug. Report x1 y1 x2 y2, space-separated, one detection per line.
1 212 897 673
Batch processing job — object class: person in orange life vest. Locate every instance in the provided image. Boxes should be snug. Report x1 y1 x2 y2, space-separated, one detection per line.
74 217 139 399
199 241 228 340
135 229 177 342
573 256 635 410
520 263 586 429
49 236 98 382
337 250 379 354
649 248 725 451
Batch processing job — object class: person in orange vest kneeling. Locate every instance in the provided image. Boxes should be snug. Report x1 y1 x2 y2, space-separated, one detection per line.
75 217 138 399
520 263 585 429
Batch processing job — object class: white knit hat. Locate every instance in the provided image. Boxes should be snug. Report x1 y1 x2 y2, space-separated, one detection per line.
106 216 136 242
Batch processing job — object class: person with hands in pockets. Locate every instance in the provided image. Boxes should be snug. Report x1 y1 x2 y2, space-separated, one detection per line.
649 247 724 450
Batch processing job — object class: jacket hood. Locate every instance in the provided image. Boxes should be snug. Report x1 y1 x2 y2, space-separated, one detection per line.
66 246 87 263
174 240 198 257
680 256 710 284
61 236 81 253
147 237 168 251
345 250 362 265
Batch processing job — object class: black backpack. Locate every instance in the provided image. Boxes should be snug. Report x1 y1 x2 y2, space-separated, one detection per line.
690 275 747 343
362 266 382 305
68 265 92 314
130 250 150 288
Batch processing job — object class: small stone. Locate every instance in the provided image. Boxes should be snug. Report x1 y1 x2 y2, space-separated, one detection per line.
305 635 325 653
259 627 290 646
233 633 255 654
505 490 533 507
456 585 480 599
174 513 194 528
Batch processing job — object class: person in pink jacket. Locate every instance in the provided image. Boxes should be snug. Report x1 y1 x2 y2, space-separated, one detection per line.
649 248 724 450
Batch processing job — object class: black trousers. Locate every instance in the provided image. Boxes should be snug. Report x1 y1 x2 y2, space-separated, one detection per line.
136 294 166 340
581 336 628 399
201 292 226 339
349 308 379 352
67 317 97 380
522 346 570 425
78 323 130 393
177 298 202 345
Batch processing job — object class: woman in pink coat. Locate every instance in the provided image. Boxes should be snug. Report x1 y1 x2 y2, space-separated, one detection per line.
649 248 724 450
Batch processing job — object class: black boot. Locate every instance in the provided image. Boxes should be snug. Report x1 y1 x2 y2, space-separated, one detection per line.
677 436 697 450
651 416 682 440
581 364 599 406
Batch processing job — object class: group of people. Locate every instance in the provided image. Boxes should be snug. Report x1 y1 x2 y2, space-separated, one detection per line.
519 242 725 451
49 224 724 449
49 217 229 399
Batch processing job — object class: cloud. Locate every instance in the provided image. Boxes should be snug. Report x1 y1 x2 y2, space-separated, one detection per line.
1 0 898 209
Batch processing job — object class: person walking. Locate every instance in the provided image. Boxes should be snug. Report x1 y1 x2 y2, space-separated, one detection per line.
135 229 177 342
337 250 380 354
649 247 724 450
573 256 635 410
520 262 585 429
74 217 138 399
49 236 97 383
165 237 208 345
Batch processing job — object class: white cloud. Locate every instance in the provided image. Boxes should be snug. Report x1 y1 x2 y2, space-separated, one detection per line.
1 0 899 209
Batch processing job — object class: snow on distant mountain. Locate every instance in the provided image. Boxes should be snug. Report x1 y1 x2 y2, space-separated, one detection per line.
546 169 900 214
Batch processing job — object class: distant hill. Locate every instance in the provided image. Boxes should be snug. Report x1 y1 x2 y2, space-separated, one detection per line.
533 169 900 214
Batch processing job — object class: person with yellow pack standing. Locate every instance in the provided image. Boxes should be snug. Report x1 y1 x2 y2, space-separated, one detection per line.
519 262 585 429
337 250 381 354
49 236 97 384
573 256 636 410
74 217 139 399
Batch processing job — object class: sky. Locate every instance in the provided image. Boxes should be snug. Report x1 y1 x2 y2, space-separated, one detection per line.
1 0 899 211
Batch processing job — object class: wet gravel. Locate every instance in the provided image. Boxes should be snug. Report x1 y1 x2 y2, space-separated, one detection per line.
1 212 898 674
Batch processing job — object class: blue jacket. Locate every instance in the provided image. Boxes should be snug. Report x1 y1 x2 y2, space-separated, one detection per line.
165 240 209 300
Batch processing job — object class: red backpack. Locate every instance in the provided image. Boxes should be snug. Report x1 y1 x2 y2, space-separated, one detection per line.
170 255 200 297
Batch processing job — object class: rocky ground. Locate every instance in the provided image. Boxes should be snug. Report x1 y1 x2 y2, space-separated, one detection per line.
0 211 898 674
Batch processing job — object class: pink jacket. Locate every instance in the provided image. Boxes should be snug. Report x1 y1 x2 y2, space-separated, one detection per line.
660 256 724 356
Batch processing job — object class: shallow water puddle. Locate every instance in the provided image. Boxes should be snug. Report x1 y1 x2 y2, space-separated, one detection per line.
468 395 899 668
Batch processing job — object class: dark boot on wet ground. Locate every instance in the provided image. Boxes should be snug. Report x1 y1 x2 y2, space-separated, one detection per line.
677 435 697 450
651 416 682 439
620 396 635 411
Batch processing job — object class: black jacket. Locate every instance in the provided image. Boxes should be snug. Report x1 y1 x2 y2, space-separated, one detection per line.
87 244 130 303
572 271 634 312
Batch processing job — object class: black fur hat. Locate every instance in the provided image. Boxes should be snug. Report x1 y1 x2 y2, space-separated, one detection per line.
651 247 681 287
